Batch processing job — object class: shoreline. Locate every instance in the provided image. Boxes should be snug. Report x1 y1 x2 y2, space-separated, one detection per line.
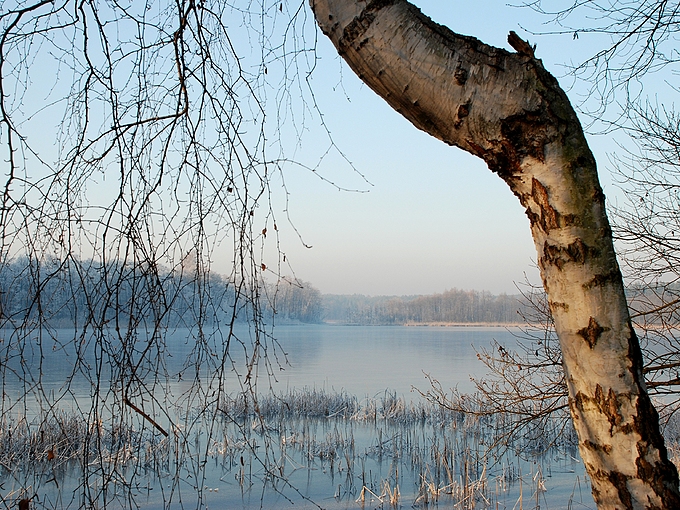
403 321 537 328
321 320 543 328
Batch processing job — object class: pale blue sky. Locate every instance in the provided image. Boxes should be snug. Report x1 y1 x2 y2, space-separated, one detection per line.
266 1 627 296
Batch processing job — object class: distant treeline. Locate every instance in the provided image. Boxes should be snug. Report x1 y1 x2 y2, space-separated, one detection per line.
0 258 528 327
322 289 527 325
0 258 323 328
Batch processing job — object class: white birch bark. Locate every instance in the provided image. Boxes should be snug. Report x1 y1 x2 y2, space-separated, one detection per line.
310 0 680 507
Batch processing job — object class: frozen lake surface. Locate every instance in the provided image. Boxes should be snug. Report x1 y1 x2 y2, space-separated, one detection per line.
0 325 592 509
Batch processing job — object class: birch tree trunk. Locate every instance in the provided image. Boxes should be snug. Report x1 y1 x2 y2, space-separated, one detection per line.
310 0 680 507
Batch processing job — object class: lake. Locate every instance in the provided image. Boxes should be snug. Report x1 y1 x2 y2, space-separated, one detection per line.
0 324 592 509
244 324 510 397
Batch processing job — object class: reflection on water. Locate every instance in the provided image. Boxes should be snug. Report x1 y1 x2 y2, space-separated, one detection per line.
1 324 514 409
261 324 513 397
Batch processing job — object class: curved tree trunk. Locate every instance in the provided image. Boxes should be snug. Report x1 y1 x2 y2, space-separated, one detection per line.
310 0 680 507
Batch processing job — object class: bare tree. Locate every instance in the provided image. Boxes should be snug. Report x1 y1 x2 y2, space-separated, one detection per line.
421 283 572 455
426 279 680 458
0 1 327 507
524 0 680 120
384 0 680 503
446 0 680 449
309 0 679 507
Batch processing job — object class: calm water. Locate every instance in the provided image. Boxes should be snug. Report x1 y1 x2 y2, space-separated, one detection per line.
1 324 516 405
257 324 512 397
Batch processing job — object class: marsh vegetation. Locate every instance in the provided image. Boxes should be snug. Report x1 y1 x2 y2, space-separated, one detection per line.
0 325 598 509
0 386 594 509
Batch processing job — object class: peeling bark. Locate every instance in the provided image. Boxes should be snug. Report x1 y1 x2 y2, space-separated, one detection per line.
310 0 680 507
578 317 609 349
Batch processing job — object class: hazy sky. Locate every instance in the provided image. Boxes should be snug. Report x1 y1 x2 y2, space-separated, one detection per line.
265 1 625 296
11 0 633 298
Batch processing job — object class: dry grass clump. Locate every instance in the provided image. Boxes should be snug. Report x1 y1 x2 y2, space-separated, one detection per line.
220 388 466 427
0 411 168 482
219 388 360 420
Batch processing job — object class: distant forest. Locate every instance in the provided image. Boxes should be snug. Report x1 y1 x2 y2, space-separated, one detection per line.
0 258 527 327
0 258 323 328
322 290 526 325
0 257 229 328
